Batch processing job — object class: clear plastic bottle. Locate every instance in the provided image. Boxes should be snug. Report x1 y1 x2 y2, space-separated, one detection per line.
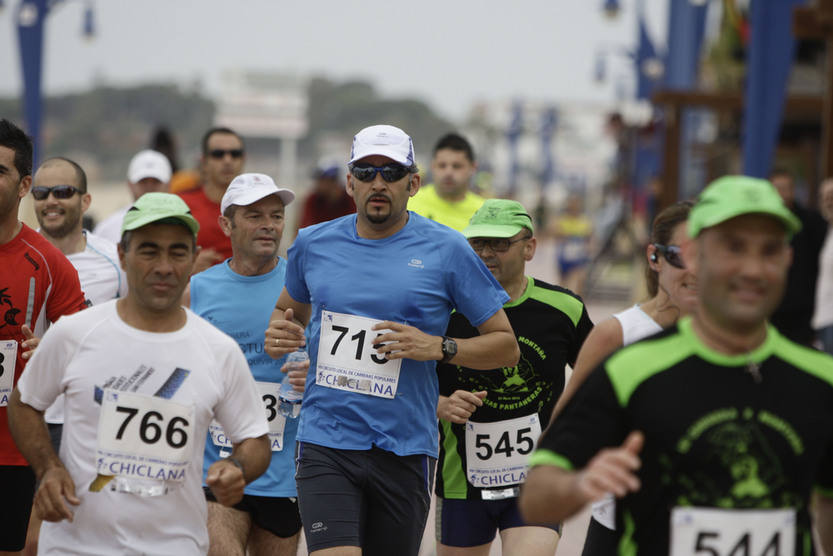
278 350 306 418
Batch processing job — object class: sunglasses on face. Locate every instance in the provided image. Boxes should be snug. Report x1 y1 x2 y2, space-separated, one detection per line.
469 235 530 253
653 243 685 269
207 149 244 160
349 163 411 183
31 185 83 201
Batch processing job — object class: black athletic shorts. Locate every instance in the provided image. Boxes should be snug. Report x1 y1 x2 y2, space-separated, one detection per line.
0 465 36 551
295 441 435 555
436 496 561 547
203 488 302 538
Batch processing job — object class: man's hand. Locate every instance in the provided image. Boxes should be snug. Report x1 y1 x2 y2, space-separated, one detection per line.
371 322 443 361
20 324 40 360
265 308 306 359
35 466 80 522
281 358 309 393
206 459 246 507
191 247 224 275
576 431 644 502
438 390 487 424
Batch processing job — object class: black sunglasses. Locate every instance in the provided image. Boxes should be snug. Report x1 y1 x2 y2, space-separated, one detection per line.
349 163 411 183
31 185 83 201
208 149 244 160
469 234 531 253
653 243 685 269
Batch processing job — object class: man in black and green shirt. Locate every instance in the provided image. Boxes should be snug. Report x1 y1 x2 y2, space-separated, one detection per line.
521 175 833 555
435 199 592 555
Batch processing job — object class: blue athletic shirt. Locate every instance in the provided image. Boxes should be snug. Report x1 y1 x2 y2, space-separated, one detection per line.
191 258 298 497
286 212 509 458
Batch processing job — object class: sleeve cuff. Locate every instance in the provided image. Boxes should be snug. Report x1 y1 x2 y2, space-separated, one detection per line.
528 449 574 471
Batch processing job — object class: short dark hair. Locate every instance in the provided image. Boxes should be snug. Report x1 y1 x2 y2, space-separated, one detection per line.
40 157 88 193
769 168 793 182
0 119 33 178
201 127 245 155
433 133 475 163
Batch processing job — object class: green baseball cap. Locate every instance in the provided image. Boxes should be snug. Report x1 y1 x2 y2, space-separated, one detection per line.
688 175 801 238
463 199 534 239
121 192 200 237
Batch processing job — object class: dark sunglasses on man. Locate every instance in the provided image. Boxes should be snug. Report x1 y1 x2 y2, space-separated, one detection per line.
31 185 83 201
349 163 412 183
653 243 685 269
468 234 531 253
207 149 244 160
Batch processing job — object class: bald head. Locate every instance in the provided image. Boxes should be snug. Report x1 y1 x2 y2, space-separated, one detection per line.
36 157 87 192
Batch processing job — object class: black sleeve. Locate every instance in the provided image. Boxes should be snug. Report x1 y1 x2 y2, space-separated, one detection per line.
539 361 627 469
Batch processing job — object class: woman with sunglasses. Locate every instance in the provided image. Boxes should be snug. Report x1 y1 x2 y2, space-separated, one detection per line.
551 200 696 556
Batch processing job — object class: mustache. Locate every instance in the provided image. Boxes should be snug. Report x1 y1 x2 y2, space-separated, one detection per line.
367 193 391 203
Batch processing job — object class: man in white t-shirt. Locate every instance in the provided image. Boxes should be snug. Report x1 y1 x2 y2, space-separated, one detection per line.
8 193 270 555
94 149 171 244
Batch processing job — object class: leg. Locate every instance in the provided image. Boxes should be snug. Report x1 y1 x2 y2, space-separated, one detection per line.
248 524 300 556
296 442 365 554
499 527 559 556
206 501 250 556
363 450 435 556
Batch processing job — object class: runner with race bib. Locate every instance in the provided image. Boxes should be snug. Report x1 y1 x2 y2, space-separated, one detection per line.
521 177 833 555
435 199 592 556
187 173 304 556
264 125 519 556
9 193 270 555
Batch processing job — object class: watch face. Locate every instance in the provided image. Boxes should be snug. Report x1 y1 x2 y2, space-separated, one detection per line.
443 337 457 356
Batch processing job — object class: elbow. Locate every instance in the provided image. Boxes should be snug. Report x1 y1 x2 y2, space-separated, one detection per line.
502 335 520 367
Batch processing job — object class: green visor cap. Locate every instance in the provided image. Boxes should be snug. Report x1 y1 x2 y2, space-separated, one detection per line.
688 175 802 238
121 192 200 237
463 199 534 239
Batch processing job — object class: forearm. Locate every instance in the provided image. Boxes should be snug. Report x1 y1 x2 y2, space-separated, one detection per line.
230 435 271 484
813 492 833 555
519 465 588 525
452 330 519 369
7 389 63 479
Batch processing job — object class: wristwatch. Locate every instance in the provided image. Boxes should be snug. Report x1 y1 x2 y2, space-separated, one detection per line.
440 336 458 363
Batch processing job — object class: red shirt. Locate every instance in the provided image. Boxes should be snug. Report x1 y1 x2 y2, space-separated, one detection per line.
0 224 86 465
299 191 356 229
178 187 233 260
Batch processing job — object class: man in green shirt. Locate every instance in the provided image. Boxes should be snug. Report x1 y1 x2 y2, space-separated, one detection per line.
408 133 484 231
521 175 833 555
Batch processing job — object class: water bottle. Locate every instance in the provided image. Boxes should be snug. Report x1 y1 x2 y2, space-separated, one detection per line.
278 350 306 418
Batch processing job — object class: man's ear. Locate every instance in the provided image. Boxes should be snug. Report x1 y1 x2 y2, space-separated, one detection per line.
345 175 355 198
81 193 92 214
523 236 537 262
218 214 233 238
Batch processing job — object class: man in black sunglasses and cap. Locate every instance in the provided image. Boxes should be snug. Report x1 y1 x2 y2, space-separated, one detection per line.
0 119 86 554
265 124 519 556
179 127 247 274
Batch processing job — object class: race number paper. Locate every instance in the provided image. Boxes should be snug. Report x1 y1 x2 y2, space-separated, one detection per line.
0 341 17 407
97 390 195 484
316 310 402 399
465 414 541 488
670 507 795 556
210 381 286 452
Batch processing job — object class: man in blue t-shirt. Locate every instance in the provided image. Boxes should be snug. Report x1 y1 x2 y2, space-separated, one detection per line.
265 124 519 555
184 173 302 556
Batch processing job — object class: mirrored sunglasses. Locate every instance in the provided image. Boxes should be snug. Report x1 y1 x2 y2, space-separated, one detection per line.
349 164 410 183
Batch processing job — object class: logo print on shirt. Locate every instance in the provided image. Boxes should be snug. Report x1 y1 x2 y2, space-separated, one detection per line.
408 258 424 269
0 288 21 328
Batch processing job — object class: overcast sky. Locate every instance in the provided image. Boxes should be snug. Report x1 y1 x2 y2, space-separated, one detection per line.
0 1 668 121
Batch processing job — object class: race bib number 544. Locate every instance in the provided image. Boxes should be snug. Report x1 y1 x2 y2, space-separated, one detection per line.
670 507 795 556
316 310 402 399
97 390 194 483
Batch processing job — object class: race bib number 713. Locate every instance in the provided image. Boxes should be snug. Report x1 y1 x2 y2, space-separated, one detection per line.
316 310 402 399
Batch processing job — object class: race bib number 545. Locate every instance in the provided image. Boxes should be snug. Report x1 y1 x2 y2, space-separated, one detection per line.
670 507 795 556
316 310 402 399
97 390 194 483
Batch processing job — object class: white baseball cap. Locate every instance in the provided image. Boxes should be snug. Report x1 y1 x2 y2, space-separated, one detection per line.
221 173 295 215
127 149 172 184
348 125 416 167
